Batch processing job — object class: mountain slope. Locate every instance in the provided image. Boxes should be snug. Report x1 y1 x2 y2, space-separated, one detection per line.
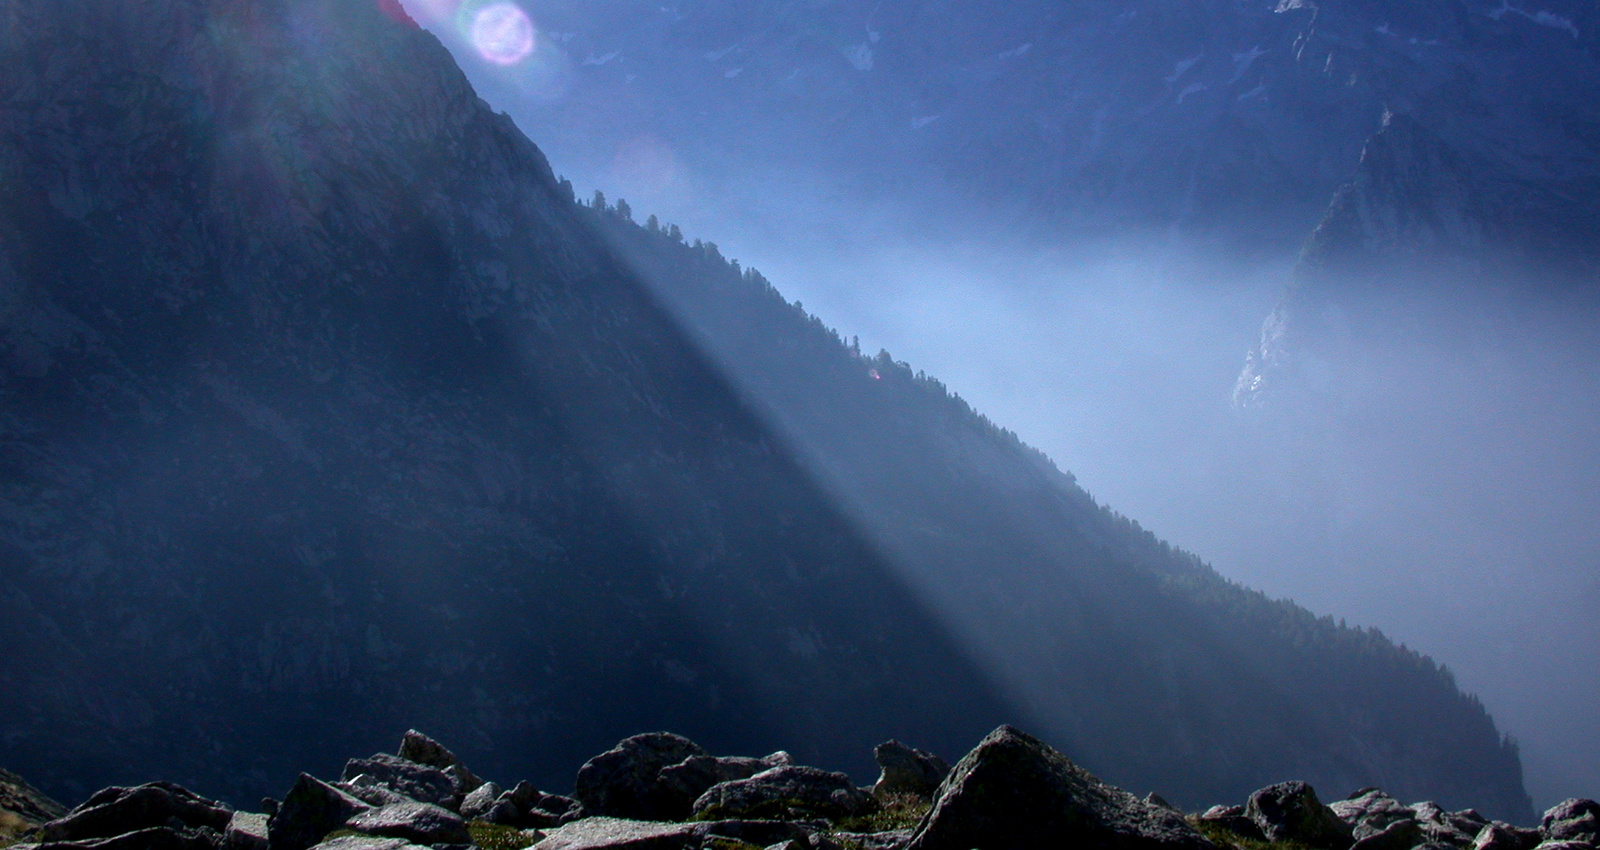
0 0 1532 823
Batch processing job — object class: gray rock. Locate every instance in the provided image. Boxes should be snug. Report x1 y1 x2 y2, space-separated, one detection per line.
1474 822 1543 850
1247 782 1354 850
224 811 270 850
533 816 700 850
871 741 949 800
27 825 223 850
573 733 707 821
1199 804 1265 841
397 730 485 795
1332 789 1415 840
1532 842 1598 850
903 725 1214 850
1413 802 1491 848
691 765 872 822
268 774 373 850
37 782 234 844
341 754 459 810
337 777 412 809
308 838 420 850
488 781 584 828
344 800 470 846
458 781 504 820
1349 818 1424 850
657 756 774 816
690 819 817 847
825 829 914 850
1543 800 1600 845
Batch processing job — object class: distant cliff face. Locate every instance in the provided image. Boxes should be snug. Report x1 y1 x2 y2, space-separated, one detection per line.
0 0 1532 824
442 0 1600 247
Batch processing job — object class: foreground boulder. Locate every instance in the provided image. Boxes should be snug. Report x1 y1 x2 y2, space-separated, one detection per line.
481 781 584 828
36 782 233 845
904 725 1215 850
1199 805 1265 841
872 741 950 800
341 754 458 810
268 774 373 850
574 733 707 821
690 765 872 822
1246 781 1354 850
343 800 470 845
1542 800 1600 845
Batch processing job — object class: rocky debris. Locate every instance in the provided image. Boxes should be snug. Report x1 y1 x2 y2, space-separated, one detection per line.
341 754 459 811
308 838 421 850
1199 804 1266 841
904 725 1213 850
1246 781 1354 850
36 782 234 844
690 765 872 822
1542 800 1600 845
532 816 700 850
658 755 783 814
397 730 485 796
225 812 270 850
480 781 585 828
574 733 708 821
1474 821 1542 850
0 725 1586 850
1415 801 1492 847
1349 818 1425 850
870 742 949 800
458 782 504 820
343 800 471 845
1334 789 1417 840
268 774 373 850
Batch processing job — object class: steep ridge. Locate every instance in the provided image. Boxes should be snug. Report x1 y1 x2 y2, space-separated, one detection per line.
0 0 1533 824
0 0 1011 805
584 203 1531 821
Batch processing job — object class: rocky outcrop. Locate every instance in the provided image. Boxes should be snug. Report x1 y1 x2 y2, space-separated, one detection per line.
573 733 708 821
904 726 1214 850
3 725 1595 850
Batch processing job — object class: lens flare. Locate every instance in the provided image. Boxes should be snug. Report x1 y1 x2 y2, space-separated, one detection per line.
471 2 535 66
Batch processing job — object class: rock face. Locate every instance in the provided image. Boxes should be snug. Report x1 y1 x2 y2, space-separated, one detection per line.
36 783 233 845
904 726 1215 850
267 775 372 850
343 801 470 846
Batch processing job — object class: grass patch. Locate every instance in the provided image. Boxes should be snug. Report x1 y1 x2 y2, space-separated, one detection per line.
703 838 764 850
834 793 930 833
468 820 539 850
1189 817 1320 850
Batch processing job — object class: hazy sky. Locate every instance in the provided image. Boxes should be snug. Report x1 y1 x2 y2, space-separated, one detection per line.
398 0 1600 809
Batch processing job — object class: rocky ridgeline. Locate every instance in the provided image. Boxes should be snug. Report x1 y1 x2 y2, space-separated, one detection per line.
2 727 1594 850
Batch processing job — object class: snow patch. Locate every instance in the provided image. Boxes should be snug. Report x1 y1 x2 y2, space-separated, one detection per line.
548 31 576 43
1376 23 1393 35
1489 0 1580 37
1177 82 1208 103
999 43 1033 60
867 27 881 44
1165 54 1202 83
846 42 874 71
703 43 741 61
1237 81 1267 101
582 51 621 66
724 67 742 78
910 114 940 129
